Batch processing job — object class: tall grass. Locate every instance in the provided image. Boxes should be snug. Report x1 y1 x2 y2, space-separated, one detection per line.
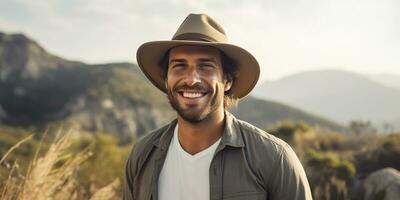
0 129 120 200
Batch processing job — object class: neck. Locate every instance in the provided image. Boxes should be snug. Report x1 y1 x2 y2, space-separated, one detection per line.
177 108 225 155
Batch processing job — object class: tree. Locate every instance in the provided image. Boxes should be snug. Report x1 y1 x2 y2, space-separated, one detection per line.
349 120 376 135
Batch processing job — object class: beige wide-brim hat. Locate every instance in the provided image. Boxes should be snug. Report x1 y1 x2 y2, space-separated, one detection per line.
136 13 260 99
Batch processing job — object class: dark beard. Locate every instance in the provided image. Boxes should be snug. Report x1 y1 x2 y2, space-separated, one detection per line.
167 84 221 123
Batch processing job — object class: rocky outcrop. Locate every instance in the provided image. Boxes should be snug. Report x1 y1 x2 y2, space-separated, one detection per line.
61 95 174 143
0 32 81 80
363 168 400 200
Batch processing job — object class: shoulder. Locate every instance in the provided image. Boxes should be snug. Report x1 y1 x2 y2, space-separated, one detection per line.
234 117 291 155
233 116 303 172
233 117 309 188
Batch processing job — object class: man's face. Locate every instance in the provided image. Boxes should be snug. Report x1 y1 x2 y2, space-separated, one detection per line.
166 45 230 123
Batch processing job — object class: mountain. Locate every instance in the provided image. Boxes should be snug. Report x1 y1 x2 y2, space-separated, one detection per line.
253 70 400 130
369 74 400 89
232 96 344 131
0 32 82 80
0 32 174 143
0 32 344 143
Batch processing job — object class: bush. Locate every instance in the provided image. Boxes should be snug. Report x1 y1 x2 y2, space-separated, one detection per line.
355 134 400 177
306 150 356 200
267 121 311 143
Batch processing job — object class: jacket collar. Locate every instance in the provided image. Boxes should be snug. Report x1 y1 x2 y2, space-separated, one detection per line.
152 119 177 151
152 111 245 150
220 111 245 148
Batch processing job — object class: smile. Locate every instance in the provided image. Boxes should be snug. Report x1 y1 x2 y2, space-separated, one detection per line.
178 91 208 99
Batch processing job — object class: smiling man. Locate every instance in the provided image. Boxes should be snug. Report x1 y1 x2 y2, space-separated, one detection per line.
123 13 312 200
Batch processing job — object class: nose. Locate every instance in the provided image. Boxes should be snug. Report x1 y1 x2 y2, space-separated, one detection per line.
184 66 201 86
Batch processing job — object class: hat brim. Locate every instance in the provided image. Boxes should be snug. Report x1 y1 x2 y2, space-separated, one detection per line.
136 40 260 99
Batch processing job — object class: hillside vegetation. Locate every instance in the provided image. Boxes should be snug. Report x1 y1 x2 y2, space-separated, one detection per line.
1 123 399 199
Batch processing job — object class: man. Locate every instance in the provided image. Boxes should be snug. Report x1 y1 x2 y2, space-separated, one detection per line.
124 13 312 200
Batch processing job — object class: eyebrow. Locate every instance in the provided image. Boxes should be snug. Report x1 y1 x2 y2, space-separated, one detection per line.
169 59 186 64
197 58 217 64
169 57 218 65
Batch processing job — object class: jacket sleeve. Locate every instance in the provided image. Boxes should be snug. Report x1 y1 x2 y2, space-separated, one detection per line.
268 143 313 200
123 145 138 200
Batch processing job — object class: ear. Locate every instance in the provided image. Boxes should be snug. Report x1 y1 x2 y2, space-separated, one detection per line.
224 80 232 92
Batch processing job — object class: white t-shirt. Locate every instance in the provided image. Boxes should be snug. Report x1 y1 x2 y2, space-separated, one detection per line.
158 125 222 200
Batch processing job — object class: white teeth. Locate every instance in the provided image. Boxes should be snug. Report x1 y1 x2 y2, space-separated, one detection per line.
182 92 204 98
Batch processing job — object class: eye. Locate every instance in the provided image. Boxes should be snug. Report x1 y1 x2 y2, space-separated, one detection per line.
199 63 215 69
171 64 186 69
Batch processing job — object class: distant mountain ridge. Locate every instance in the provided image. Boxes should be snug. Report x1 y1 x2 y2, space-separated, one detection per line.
0 31 344 142
232 97 344 131
369 74 400 89
0 32 82 80
254 69 400 130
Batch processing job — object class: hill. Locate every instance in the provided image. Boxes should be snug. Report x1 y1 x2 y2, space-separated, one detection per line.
0 32 344 142
369 73 400 89
254 70 400 130
232 96 344 131
0 32 173 142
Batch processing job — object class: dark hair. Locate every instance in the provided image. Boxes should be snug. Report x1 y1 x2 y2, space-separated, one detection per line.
158 47 239 109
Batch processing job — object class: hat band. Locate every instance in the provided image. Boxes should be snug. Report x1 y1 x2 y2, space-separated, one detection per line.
173 33 218 42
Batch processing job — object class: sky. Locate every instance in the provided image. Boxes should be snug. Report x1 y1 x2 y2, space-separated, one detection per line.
0 0 399 82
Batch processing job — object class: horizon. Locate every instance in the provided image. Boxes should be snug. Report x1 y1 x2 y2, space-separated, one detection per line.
2 29 400 85
1 0 399 82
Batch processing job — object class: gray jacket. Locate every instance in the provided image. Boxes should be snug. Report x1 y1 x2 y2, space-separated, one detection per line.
123 112 313 200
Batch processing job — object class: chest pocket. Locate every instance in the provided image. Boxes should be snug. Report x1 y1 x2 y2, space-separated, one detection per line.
221 148 266 197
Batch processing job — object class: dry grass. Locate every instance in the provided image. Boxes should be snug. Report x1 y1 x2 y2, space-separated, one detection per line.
0 134 33 166
89 179 120 200
0 129 120 200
